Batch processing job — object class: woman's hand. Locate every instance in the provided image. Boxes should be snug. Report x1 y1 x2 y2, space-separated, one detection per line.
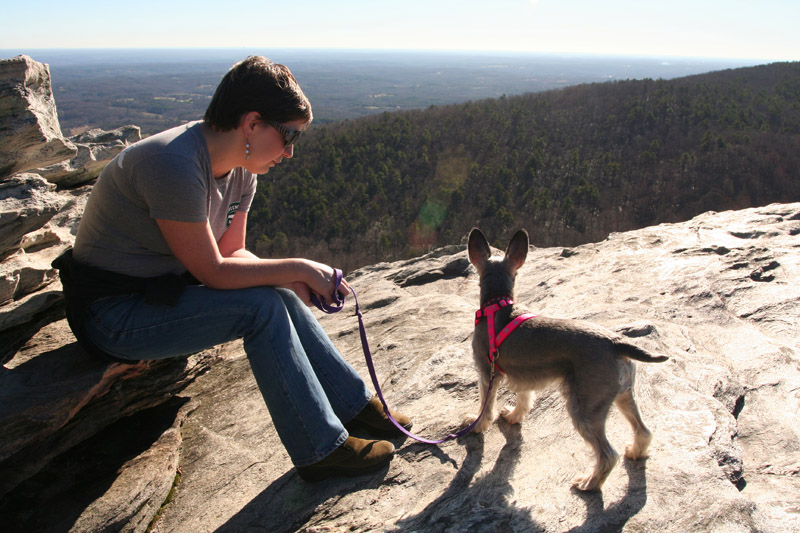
281 266 350 308
279 281 314 306
302 259 351 303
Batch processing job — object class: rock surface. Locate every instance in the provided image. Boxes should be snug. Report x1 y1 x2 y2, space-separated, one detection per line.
0 55 77 176
0 54 220 531
36 125 142 188
3 202 798 532
2 54 799 533
0 173 67 259
0 56 143 361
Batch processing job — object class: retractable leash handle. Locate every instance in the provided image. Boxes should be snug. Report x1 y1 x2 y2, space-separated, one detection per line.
312 268 496 444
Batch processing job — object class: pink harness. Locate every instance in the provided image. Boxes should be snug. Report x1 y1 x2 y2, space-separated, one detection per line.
474 297 537 374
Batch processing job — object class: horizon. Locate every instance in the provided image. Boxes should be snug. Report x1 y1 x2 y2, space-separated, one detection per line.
1 1 798 62
0 47 781 64
0 48 772 79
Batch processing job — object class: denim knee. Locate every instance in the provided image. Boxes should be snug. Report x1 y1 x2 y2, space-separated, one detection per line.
239 286 289 322
274 286 304 307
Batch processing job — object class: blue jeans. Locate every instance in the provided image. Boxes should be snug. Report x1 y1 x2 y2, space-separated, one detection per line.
83 285 372 466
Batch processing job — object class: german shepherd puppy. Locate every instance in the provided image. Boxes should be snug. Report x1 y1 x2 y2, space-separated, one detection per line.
466 228 668 491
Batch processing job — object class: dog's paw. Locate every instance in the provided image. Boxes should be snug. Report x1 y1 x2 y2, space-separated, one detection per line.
624 443 650 460
625 430 652 459
571 474 603 492
500 404 526 425
463 414 491 433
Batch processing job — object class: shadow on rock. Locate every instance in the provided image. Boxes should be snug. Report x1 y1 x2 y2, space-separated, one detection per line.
0 340 113 497
1 336 197 499
215 462 393 532
393 423 546 532
0 395 191 532
567 458 649 533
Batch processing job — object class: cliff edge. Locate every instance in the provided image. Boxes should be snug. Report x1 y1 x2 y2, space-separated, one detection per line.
1 55 799 533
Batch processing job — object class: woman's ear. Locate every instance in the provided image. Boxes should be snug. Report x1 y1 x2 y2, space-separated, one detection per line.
240 111 261 132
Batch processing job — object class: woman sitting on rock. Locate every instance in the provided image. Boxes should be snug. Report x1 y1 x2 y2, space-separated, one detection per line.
53 55 411 481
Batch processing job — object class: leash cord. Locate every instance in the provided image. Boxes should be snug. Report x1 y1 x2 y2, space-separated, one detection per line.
312 269 495 444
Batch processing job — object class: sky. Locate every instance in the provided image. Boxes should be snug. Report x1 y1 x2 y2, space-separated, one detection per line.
1 0 798 61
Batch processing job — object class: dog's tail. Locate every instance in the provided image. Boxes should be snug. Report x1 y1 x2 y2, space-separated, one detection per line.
614 340 669 363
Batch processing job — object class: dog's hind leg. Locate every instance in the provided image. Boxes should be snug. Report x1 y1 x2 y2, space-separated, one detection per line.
570 418 619 491
615 360 652 459
615 389 653 459
565 383 619 491
501 390 533 425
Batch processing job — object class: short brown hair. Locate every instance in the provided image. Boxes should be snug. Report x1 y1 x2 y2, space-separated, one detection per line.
204 56 312 131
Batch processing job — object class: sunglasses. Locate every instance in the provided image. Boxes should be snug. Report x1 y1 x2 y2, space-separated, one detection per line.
265 120 303 148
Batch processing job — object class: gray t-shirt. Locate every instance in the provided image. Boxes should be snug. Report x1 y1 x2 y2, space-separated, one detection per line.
73 121 257 277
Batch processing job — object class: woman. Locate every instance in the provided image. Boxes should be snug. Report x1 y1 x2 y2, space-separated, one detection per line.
54 56 411 481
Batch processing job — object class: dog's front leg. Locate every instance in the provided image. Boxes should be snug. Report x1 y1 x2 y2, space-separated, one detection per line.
463 371 499 433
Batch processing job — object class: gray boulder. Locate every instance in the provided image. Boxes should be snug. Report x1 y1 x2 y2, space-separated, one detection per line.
0 55 76 179
36 125 141 188
0 174 77 359
0 54 142 364
0 173 67 260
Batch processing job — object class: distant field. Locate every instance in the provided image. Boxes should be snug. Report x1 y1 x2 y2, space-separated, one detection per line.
1 48 759 135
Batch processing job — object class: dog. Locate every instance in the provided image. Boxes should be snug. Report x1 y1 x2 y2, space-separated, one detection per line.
465 228 668 491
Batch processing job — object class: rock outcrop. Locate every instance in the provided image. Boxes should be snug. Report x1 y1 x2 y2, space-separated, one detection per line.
37 125 142 188
4 201 799 532
0 57 143 361
0 55 77 176
148 203 798 533
1 55 799 533
0 55 217 529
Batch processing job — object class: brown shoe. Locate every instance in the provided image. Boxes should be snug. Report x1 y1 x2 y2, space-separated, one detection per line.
345 395 413 438
296 436 394 481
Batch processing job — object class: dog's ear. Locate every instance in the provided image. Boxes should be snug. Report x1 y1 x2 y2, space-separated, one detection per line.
468 228 491 271
504 229 529 274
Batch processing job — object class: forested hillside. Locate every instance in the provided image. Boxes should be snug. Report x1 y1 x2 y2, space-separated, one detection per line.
249 62 800 270
40 50 745 136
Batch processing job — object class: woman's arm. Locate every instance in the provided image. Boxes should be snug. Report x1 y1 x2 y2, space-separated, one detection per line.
155 216 348 302
214 212 321 303
216 210 249 258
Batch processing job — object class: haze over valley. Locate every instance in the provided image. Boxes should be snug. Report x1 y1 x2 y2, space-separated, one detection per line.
0 48 763 134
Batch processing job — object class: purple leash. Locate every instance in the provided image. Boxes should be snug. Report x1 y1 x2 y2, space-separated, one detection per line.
312 269 496 444
309 268 347 313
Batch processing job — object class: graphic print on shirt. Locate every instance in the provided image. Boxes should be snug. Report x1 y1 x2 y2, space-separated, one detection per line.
226 202 240 227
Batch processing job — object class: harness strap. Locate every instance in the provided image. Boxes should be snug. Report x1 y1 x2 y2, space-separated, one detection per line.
474 297 537 374
496 313 539 346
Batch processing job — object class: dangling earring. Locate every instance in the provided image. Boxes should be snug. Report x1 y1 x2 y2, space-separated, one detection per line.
245 140 251 161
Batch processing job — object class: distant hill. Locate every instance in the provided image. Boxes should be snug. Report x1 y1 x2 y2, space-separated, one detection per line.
246 62 800 271
3 49 756 135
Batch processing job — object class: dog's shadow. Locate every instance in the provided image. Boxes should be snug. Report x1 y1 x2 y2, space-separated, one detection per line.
215 426 649 532
567 457 650 533
394 420 650 532
393 422 547 532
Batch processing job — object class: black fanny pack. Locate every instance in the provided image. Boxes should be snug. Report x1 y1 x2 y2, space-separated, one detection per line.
51 248 199 364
